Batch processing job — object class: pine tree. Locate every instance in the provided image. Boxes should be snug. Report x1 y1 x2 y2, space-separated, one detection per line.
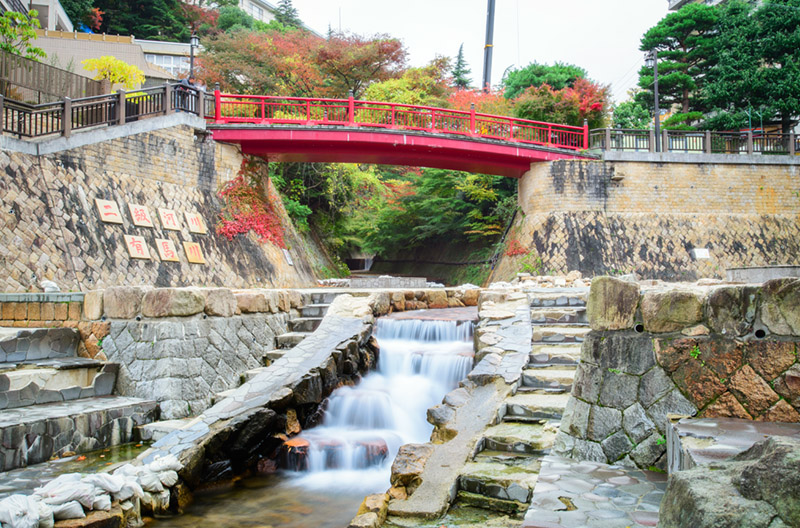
275 0 301 28
451 43 471 89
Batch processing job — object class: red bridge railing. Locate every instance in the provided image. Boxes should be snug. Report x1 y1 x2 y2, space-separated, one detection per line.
212 91 589 151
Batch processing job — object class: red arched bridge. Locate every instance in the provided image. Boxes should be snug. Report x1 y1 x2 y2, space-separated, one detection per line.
208 92 594 178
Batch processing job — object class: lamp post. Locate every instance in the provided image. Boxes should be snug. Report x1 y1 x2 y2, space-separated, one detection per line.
189 32 199 79
645 50 660 152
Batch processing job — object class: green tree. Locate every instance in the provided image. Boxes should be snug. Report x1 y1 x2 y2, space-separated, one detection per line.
60 0 94 28
275 0 302 28
613 100 651 129
217 5 254 33
502 62 586 99
93 0 190 42
703 0 800 133
637 3 718 115
0 10 45 61
365 56 451 106
451 43 471 89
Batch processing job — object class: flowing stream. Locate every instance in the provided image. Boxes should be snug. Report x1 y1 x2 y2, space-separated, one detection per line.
157 312 475 528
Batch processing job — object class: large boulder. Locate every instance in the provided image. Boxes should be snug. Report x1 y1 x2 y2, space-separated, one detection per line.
760 278 800 336
204 288 238 317
83 290 104 320
586 277 640 331
659 436 800 528
141 288 205 318
641 290 703 333
235 291 269 313
103 287 146 319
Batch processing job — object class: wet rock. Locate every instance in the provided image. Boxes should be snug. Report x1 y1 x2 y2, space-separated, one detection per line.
706 286 759 336
461 288 479 306
623 403 655 444
348 513 379 528
103 287 146 319
282 438 310 471
293 373 323 405
700 392 751 420
641 290 703 333
427 290 448 309
390 443 434 497
598 371 639 409
285 408 301 435
204 289 238 317
357 493 389 526
728 365 779 417
587 276 640 331
756 400 800 423
587 405 621 442
427 404 455 426
773 365 800 410
142 288 205 318
761 278 800 336
659 437 800 528
746 341 797 381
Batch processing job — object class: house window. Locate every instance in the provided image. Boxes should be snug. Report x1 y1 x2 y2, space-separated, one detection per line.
145 53 190 77
249 2 264 20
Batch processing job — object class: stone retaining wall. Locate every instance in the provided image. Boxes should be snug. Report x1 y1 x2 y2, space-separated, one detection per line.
0 122 319 293
554 276 800 471
87 286 306 420
493 160 800 281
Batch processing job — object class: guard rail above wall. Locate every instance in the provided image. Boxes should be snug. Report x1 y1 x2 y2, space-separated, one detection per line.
590 128 798 156
0 83 208 139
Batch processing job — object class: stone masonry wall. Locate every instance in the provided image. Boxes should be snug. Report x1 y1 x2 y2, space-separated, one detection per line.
493 160 800 281
0 123 317 293
88 285 304 419
554 276 800 471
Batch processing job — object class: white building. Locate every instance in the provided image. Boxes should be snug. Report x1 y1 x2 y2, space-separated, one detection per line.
0 0 73 31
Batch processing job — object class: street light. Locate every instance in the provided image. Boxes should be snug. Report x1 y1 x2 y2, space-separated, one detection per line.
189 32 199 79
645 50 660 152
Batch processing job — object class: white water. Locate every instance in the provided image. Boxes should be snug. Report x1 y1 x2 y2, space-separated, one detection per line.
289 317 474 493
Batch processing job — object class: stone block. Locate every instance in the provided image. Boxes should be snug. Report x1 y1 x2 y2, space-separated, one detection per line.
586 276 639 331
235 292 268 314
639 366 675 408
756 400 800 423
427 290 448 309
203 289 237 317
83 290 104 320
601 430 633 463
104 287 146 319
701 392 752 420
774 365 800 410
571 363 602 403
390 443 434 496
630 433 665 468
728 364 779 417
41 302 55 321
671 360 726 409
702 340 745 379
598 371 639 409
642 290 703 333
587 405 622 441
746 341 796 381
706 286 759 336
67 302 82 321
142 288 205 318
560 397 590 438
623 403 656 444
13 303 27 320
760 278 800 336
27 303 40 321
54 303 68 320
646 388 697 433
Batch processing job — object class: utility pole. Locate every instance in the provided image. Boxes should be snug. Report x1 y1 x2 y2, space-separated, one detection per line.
646 50 660 152
482 0 496 93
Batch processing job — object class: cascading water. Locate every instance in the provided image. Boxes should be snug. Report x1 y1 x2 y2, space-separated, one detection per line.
289 316 475 493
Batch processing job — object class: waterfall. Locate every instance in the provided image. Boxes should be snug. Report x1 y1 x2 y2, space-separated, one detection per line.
288 316 474 492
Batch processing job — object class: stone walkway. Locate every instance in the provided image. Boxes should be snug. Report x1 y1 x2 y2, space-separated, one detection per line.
522 456 667 528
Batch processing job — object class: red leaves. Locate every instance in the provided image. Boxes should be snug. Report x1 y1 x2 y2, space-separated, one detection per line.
505 239 528 256
87 7 104 31
216 159 286 248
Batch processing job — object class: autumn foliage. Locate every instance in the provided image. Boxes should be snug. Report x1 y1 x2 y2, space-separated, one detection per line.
217 159 285 248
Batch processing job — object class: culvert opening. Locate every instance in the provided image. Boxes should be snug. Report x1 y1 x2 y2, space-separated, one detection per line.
755 329 766 339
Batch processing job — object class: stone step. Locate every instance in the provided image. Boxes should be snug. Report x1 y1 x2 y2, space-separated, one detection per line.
532 326 590 344
0 327 79 363
310 292 340 305
529 292 587 308
480 422 556 455
520 368 576 392
0 396 159 472
289 316 323 333
530 307 587 325
137 417 195 442
502 392 571 423
277 332 311 349
0 363 118 410
457 459 541 512
528 344 582 367
262 349 286 366
300 303 330 318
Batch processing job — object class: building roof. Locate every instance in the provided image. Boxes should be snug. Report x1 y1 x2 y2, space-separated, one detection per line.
34 30 173 82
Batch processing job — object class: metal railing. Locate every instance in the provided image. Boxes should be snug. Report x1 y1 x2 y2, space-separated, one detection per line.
590 128 798 156
0 83 206 139
212 93 590 151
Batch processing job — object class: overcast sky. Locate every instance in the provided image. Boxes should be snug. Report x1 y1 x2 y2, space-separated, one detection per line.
290 0 669 103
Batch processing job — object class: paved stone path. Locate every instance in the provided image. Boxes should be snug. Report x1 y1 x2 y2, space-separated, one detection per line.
522 456 667 528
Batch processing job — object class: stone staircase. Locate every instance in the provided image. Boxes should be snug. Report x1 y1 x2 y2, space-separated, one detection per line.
457 289 589 514
0 327 158 472
211 291 340 404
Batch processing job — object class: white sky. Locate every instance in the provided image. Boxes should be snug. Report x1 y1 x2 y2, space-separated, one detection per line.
290 0 669 104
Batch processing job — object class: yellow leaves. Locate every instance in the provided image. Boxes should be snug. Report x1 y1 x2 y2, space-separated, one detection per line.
81 56 145 90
